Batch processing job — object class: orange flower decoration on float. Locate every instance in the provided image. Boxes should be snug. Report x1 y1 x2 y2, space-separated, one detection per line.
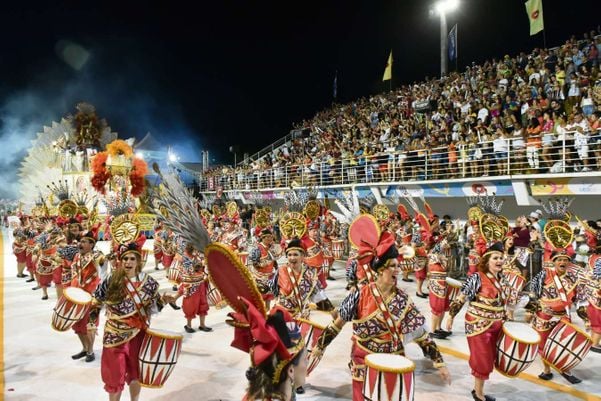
106 139 133 158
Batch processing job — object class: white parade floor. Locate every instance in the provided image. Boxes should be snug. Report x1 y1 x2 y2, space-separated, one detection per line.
2 228 601 401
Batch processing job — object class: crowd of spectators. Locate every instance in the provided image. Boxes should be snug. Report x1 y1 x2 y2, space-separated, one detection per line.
202 30 601 191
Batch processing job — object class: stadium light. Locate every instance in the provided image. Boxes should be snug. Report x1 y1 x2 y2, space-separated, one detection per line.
168 152 178 163
135 151 144 159
432 0 459 77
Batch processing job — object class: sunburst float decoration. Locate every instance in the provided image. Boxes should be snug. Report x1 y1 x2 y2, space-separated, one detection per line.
90 139 147 197
19 103 118 206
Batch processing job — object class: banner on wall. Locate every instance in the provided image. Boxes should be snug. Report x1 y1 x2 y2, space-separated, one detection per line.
238 181 514 201
529 178 601 196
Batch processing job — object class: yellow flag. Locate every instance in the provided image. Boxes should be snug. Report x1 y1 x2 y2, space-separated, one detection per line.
525 0 544 36
382 51 392 81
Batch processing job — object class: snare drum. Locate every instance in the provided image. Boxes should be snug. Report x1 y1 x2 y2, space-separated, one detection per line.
298 310 334 375
542 319 592 373
51 287 92 332
363 353 415 401
445 277 463 303
495 322 540 377
332 240 344 259
138 328 183 388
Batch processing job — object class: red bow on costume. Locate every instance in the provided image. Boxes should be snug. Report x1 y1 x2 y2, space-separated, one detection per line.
229 298 291 366
357 231 396 265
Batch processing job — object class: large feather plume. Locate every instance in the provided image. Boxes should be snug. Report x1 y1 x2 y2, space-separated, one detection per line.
152 164 211 252
329 190 360 224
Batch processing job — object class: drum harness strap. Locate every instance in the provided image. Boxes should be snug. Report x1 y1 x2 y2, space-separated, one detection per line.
484 272 507 309
285 264 315 316
74 252 99 288
125 273 150 328
549 269 571 321
359 263 403 349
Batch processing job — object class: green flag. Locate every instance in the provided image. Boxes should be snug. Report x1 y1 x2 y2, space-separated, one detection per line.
525 0 544 36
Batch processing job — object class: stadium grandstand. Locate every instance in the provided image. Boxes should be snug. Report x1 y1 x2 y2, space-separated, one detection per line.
199 30 601 193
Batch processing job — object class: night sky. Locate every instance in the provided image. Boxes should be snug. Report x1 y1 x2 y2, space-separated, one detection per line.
0 0 598 166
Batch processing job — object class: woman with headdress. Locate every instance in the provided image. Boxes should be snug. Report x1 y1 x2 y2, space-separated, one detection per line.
89 222 173 401
501 234 526 321
446 242 508 401
312 228 451 401
586 255 601 354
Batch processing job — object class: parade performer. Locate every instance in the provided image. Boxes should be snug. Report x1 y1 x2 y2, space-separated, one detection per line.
33 228 62 300
446 242 508 401
12 228 28 278
69 229 105 362
303 221 329 288
249 228 278 300
531 249 584 384
501 235 526 321
312 214 450 401
173 242 212 333
219 203 244 252
412 211 432 298
204 240 308 401
427 233 452 339
586 255 601 353
269 238 333 319
152 221 164 270
54 218 82 299
90 214 173 401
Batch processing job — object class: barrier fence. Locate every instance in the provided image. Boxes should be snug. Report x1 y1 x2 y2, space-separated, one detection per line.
201 129 601 191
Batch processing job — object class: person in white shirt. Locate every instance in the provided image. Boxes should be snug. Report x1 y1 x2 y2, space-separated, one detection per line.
492 128 509 175
569 114 591 171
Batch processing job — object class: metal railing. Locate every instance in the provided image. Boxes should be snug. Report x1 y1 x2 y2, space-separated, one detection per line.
200 129 601 191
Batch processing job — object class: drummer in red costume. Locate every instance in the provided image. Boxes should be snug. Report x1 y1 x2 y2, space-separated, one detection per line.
530 249 585 384
249 228 278 300
586 255 601 353
302 221 328 288
312 227 450 401
427 233 452 339
33 227 62 301
219 218 244 252
12 228 28 278
90 216 172 401
55 218 82 299
173 242 212 333
412 212 432 298
69 229 105 362
269 238 333 319
446 241 508 401
152 221 164 270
